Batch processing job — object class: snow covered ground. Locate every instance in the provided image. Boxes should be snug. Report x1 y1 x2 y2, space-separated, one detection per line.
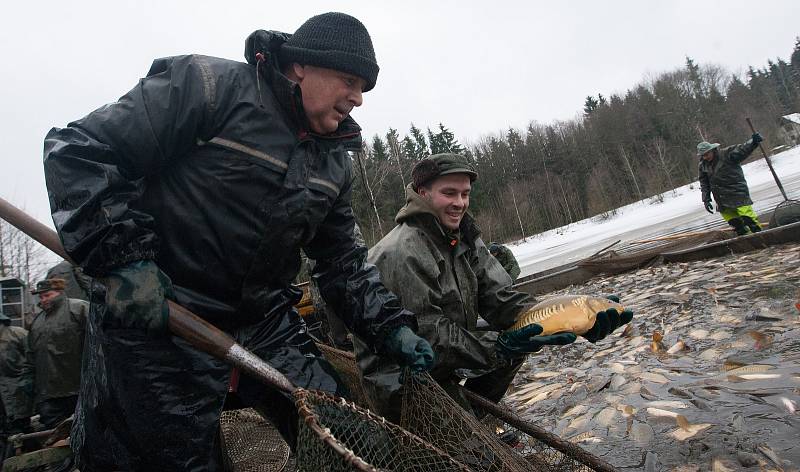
511 145 800 278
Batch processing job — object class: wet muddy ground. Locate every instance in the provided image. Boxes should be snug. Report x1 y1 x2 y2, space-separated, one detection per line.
505 242 800 471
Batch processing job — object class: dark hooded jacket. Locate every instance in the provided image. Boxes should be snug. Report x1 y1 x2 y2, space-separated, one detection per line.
42 29 414 470
355 185 530 419
698 138 759 210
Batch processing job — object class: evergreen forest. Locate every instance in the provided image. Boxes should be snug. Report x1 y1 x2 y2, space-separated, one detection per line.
350 38 800 246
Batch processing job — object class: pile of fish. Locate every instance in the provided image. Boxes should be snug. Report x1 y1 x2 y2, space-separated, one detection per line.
505 243 800 471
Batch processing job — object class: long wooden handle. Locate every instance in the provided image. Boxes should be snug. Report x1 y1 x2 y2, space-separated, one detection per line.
746 117 789 201
0 196 296 394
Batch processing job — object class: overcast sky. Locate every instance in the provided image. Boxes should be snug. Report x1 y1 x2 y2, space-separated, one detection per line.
1 0 798 230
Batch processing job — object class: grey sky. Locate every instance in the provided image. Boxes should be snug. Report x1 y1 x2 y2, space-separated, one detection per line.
1 0 798 229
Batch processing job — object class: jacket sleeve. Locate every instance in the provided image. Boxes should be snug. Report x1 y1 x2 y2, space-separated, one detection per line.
43 55 217 276
473 239 530 331
698 164 711 201
726 139 758 164
305 178 417 352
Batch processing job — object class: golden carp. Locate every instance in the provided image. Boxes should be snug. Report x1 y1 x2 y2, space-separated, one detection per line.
508 295 625 335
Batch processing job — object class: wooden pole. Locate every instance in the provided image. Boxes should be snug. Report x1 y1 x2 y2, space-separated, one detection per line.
746 117 789 201
0 196 296 394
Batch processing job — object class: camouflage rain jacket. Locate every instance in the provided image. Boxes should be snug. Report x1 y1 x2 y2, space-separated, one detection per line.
25 294 88 404
355 185 530 418
0 322 32 426
699 138 759 210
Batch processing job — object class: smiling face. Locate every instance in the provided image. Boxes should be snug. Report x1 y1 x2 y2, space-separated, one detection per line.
418 173 472 230
287 64 366 135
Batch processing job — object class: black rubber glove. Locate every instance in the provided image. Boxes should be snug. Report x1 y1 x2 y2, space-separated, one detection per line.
582 295 634 343
100 260 173 335
751 132 763 145
704 200 714 214
381 325 435 373
496 324 576 361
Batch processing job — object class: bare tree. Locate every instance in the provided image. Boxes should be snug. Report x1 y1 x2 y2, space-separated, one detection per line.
0 217 51 285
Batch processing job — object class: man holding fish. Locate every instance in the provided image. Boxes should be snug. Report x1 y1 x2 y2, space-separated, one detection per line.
354 153 634 421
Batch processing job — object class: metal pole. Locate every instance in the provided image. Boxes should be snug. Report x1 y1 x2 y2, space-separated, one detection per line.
746 117 789 201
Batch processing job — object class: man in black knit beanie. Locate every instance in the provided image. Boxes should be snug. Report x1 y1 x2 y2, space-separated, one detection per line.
43 12 433 471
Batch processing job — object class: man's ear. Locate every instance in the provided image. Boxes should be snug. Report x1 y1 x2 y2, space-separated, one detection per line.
286 63 305 83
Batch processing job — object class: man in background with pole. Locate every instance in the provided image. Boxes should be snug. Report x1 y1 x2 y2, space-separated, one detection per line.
698 132 764 235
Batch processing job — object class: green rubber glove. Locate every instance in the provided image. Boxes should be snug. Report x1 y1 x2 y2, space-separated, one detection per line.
582 297 634 343
496 324 576 361
381 325 435 372
100 260 173 335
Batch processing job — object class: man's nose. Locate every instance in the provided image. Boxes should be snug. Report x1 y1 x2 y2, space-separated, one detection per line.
349 89 363 107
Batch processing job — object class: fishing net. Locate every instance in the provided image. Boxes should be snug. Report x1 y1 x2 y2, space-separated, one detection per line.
293 389 469 471
315 343 616 472
315 342 376 411
220 408 290 472
400 373 536 471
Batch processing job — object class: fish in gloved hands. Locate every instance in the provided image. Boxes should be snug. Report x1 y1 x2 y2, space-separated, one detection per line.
508 294 633 342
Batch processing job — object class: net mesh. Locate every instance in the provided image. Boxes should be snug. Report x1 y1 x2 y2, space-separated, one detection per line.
294 389 469 471
315 343 614 472
219 408 290 472
400 373 535 471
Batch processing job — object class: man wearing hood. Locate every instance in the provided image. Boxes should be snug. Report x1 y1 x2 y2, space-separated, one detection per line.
355 154 633 421
24 279 88 429
698 133 764 235
42 12 432 471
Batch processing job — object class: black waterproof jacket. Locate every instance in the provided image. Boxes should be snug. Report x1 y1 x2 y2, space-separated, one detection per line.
43 33 414 347
698 138 758 210
42 30 416 470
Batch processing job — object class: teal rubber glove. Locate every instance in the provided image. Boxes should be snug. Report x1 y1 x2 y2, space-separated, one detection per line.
582 295 634 343
381 325 435 372
496 324 576 361
751 132 763 145
100 260 173 335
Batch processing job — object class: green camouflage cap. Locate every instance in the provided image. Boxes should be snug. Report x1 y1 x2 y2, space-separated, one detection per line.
411 153 478 190
696 141 720 156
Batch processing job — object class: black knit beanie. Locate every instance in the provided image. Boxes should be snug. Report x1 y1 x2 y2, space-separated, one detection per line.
280 12 379 92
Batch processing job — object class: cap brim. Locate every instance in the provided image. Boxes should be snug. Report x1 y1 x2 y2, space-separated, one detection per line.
439 169 478 181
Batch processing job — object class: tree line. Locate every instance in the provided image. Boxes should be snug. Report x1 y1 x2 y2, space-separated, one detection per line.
351 38 800 247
